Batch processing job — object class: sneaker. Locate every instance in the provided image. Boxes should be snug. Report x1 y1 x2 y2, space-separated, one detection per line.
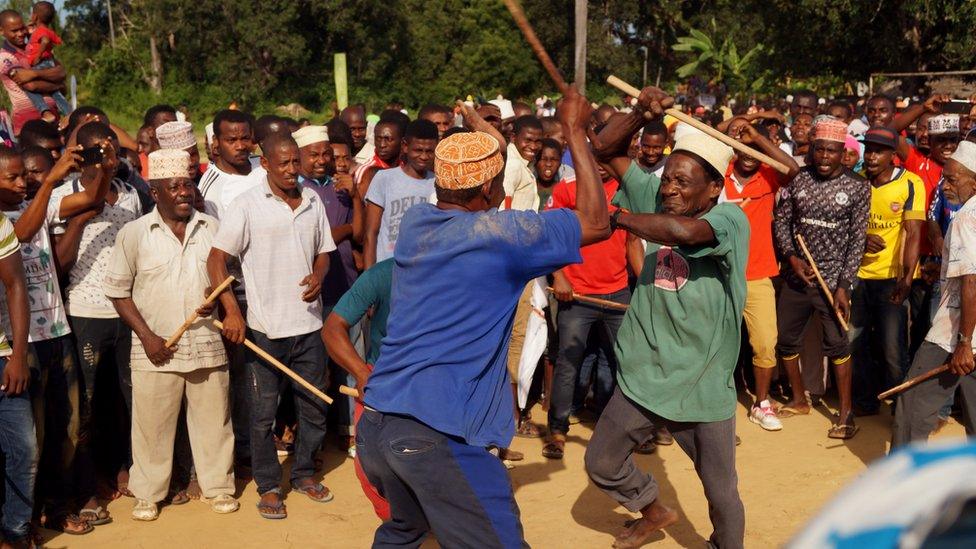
131 499 158 521
210 494 240 514
749 400 783 431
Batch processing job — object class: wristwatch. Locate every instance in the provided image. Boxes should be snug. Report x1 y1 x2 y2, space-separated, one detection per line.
610 209 623 231
960 332 972 346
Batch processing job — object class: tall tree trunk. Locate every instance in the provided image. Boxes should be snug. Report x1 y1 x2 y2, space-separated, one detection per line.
149 35 162 94
574 0 587 93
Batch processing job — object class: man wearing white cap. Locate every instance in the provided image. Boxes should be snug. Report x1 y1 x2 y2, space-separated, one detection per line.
104 148 238 521
893 140 976 445
155 120 202 181
591 86 748 549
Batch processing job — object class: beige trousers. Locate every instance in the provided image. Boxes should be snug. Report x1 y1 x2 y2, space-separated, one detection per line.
507 283 534 380
129 367 235 503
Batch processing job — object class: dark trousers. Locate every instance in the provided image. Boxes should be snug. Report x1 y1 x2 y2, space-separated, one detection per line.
851 278 909 413
247 329 328 494
548 288 630 434
573 332 614 415
0 358 37 542
28 336 81 517
70 315 132 499
585 388 744 549
892 342 976 447
357 409 527 548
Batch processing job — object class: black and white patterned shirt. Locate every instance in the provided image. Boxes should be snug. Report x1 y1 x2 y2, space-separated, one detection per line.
774 167 870 290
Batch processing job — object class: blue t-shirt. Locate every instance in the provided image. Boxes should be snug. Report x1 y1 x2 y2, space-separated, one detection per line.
364 204 582 447
331 258 393 365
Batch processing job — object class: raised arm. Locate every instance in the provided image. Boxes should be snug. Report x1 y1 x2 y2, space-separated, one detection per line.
559 87 610 246
592 86 673 181
12 148 80 242
732 122 800 184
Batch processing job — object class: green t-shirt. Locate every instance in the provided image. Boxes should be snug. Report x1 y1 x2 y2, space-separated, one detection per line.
332 258 393 365
613 161 750 422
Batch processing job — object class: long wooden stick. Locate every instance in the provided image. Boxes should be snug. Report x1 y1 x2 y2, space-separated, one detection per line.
546 286 629 311
339 385 360 398
165 276 235 348
796 234 849 333
213 320 333 405
878 364 951 400
606 75 791 176
502 0 570 94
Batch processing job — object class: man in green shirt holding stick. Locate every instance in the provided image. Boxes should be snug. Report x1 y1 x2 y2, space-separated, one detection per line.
587 87 749 549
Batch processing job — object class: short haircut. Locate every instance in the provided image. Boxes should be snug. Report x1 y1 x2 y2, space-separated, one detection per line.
0 9 20 25
513 115 543 136
19 119 60 147
642 120 668 138
0 145 19 167
253 114 286 144
212 109 253 137
418 104 451 120
143 104 177 127
792 89 819 105
436 184 483 205
325 118 353 148
65 106 108 138
21 145 54 167
404 119 439 141
76 121 117 149
868 94 896 108
540 117 560 134
540 137 562 155
442 126 470 140
281 117 300 133
827 100 853 118
32 2 55 25
261 133 298 158
379 110 410 137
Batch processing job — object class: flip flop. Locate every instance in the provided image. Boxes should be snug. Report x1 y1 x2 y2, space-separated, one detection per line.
515 420 543 438
828 413 859 440
46 514 93 535
256 497 287 519
776 405 811 418
78 505 112 526
542 439 565 460
292 481 334 503
634 440 656 455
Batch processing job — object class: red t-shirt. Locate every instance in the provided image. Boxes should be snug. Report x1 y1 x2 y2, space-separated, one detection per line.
904 145 943 255
723 163 782 281
26 25 61 66
547 177 628 294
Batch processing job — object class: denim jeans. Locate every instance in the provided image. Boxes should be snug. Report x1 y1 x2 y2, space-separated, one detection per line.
70 315 132 499
548 287 630 435
572 331 614 415
247 329 328 495
0 357 39 541
23 58 71 115
357 409 527 548
28 336 80 518
850 279 909 413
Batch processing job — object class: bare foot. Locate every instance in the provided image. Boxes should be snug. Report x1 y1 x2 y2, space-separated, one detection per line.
612 501 678 549
187 478 202 500
116 469 133 498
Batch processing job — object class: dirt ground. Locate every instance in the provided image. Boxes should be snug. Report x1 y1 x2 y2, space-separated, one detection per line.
45 397 967 549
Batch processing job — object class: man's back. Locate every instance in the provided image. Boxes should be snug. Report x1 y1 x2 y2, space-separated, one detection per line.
364 203 581 448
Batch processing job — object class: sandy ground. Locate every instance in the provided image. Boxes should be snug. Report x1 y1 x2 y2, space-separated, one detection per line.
45 397 967 549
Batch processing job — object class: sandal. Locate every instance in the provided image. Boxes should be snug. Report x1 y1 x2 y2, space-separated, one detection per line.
292 481 334 503
256 494 287 520
776 405 811 418
515 419 543 439
46 514 93 535
635 440 656 455
78 505 112 526
542 435 565 460
828 414 859 440
165 490 190 506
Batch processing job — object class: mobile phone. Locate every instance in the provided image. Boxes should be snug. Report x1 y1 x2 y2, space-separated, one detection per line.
79 146 104 167
942 100 971 114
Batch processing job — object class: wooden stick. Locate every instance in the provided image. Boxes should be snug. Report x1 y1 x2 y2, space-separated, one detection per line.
213 320 333 405
606 75 791 176
796 234 850 333
878 364 951 400
339 385 360 398
502 0 570 94
546 286 629 311
165 276 235 348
